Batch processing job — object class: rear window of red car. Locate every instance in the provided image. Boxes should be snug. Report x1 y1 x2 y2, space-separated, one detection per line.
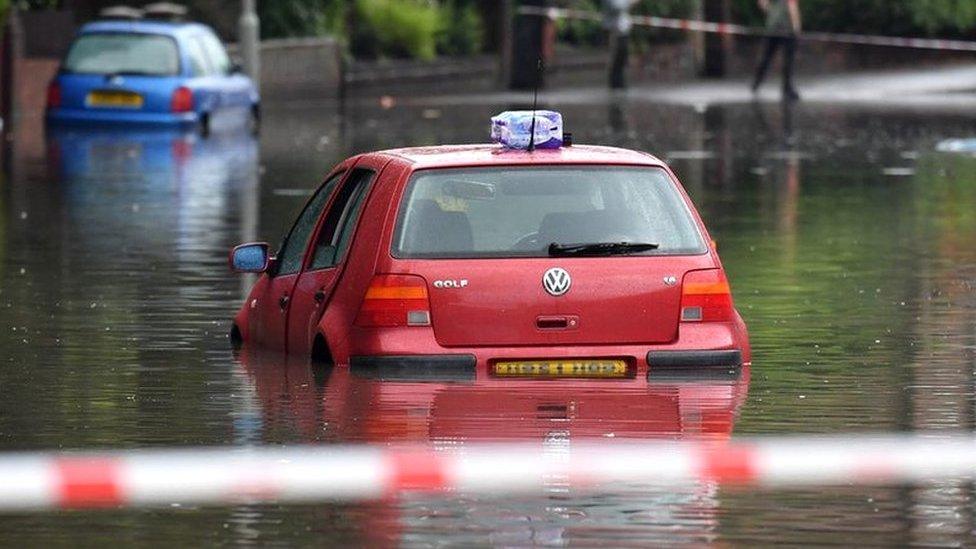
64 33 179 76
393 166 707 259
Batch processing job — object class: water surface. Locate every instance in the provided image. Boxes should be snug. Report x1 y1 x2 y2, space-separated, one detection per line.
1 94 975 545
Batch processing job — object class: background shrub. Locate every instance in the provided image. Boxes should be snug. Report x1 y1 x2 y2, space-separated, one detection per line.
251 0 976 57
351 0 440 60
436 0 485 56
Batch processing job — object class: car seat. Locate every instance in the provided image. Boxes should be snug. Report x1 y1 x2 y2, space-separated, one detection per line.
402 199 474 255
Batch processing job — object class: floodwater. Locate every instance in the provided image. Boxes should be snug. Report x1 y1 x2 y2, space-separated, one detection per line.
2 88 976 546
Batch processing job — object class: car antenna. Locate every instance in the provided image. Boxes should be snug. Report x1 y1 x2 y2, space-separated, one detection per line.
528 58 543 153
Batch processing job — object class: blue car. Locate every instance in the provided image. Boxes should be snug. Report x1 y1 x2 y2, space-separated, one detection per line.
46 18 260 134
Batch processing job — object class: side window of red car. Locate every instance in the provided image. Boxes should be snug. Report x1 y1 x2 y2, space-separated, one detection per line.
309 168 376 270
276 173 343 276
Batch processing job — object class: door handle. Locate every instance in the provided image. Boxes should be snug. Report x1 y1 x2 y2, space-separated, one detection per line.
313 290 326 304
279 294 290 310
536 315 579 330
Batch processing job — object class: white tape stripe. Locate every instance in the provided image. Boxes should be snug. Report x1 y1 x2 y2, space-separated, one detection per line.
123 448 389 505
519 6 976 52
0 457 58 510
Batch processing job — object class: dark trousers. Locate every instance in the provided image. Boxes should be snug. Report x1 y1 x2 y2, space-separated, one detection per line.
609 33 630 89
752 36 797 91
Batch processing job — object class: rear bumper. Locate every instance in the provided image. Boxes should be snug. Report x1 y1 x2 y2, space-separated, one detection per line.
647 350 742 369
350 350 743 378
344 320 750 377
346 318 751 373
350 354 477 381
46 108 199 128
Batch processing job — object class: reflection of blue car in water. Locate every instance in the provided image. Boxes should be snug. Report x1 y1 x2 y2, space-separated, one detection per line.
47 126 259 252
47 126 257 183
46 18 259 134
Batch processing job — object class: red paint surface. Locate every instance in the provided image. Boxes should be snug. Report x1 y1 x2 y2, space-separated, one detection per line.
55 458 123 508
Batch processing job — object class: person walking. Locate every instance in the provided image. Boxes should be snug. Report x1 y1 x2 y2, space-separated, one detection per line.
751 0 802 100
604 0 636 89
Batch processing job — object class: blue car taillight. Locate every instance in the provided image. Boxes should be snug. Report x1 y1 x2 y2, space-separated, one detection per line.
170 86 193 113
46 81 61 110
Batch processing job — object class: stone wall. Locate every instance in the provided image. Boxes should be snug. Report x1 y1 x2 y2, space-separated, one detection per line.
229 37 344 102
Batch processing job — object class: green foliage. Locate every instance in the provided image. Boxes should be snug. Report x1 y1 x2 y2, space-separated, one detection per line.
556 0 605 47
253 0 976 58
260 0 488 60
352 0 440 60
259 0 347 41
436 0 484 56
632 0 697 46
738 0 976 38
14 0 57 8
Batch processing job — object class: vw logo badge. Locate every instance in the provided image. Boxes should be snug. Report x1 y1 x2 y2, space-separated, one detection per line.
543 267 571 296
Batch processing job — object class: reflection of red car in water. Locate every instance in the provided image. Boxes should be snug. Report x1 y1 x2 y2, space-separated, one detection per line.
236 349 750 446
235 352 751 546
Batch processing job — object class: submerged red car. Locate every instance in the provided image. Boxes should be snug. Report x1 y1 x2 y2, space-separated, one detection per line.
230 138 750 376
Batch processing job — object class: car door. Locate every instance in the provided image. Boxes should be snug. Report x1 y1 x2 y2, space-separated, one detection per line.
286 157 387 356
247 169 346 350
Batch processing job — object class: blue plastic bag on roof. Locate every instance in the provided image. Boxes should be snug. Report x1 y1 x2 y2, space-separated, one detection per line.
491 110 563 150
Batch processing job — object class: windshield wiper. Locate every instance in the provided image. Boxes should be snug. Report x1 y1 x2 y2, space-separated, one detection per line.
548 241 660 257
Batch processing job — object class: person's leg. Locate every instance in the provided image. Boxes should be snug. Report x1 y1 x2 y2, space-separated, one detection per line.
781 36 799 99
609 32 630 89
752 37 781 92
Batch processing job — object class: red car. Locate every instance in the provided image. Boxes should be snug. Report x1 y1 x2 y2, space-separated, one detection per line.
230 142 750 376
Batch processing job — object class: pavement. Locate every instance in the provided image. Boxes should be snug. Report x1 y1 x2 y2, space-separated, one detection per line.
417 63 976 111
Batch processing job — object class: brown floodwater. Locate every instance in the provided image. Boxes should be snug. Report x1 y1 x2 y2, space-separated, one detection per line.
1 91 975 546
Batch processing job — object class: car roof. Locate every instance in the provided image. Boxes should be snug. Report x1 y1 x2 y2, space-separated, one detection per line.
376 144 666 170
79 19 211 38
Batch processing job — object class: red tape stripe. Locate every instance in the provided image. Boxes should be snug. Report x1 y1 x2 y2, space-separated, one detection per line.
55 458 123 508
699 445 758 484
387 451 448 493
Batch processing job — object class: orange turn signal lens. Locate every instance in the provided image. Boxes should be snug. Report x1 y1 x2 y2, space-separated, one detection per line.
681 270 734 322
356 274 431 327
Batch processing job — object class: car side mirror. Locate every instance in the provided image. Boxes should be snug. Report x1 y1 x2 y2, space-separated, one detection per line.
230 242 270 273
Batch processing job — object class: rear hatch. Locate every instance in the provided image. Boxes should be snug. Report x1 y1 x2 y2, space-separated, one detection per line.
390 165 715 348
58 73 182 113
416 258 705 346
56 31 183 113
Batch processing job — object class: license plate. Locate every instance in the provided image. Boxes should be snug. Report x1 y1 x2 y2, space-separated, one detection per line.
87 91 143 109
493 359 628 378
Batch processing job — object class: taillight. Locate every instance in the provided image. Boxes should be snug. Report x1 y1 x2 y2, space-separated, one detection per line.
680 269 734 322
355 275 431 327
170 86 193 112
46 81 61 109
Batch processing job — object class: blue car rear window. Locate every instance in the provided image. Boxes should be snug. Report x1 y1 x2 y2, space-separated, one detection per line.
64 33 179 76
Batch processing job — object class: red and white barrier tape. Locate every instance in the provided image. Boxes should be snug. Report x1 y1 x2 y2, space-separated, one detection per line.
3 436 976 511
519 6 976 52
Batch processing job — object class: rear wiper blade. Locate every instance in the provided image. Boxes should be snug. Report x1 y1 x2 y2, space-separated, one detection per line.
548 241 660 257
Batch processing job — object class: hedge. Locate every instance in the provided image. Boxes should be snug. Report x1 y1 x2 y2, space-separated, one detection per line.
261 0 976 60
